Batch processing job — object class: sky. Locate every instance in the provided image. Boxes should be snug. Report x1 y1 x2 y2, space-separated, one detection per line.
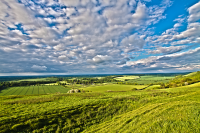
0 0 200 76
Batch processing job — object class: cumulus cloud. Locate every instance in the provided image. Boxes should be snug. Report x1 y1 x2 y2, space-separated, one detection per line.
188 1 200 22
147 1 200 49
120 34 145 53
149 46 185 54
174 23 182 28
87 55 112 64
124 47 200 72
31 65 47 71
132 2 148 23
1 0 199 74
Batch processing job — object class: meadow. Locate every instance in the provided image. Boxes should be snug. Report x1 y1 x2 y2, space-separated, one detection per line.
1 73 200 132
0 82 200 132
80 84 147 92
0 85 70 96
127 75 175 84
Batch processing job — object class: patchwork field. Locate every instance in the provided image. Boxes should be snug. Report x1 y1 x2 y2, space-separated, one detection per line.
80 84 148 92
0 85 70 96
1 82 200 132
1 72 200 132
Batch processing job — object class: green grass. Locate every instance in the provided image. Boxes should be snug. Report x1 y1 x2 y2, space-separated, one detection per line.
128 75 175 84
138 76 174 80
1 82 200 132
80 84 147 92
184 71 197 77
145 85 161 90
0 86 70 96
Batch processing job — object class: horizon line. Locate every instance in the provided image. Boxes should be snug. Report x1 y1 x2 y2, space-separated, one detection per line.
0 71 192 76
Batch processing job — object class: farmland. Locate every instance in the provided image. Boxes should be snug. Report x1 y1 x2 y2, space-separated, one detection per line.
145 85 161 90
1 82 200 132
0 85 70 96
80 84 147 92
127 75 175 84
1 72 200 132
114 76 140 81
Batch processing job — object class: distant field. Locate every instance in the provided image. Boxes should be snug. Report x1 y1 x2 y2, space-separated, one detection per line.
127 75 175 84
44 83 58 85
80 84 147 92
11 78 58 82
114 76 140 81
138 76 174 80
0 85 70 96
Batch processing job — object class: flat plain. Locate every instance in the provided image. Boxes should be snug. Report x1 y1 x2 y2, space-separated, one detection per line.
0 85 70 96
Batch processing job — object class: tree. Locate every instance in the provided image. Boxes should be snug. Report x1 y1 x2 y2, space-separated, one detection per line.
56 81 61 85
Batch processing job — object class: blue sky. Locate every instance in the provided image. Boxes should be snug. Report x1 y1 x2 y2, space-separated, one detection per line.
0 0 200 76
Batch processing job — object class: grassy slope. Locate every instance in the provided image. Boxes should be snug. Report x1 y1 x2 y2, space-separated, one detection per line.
84 82 200 133
145 85 161 90
184 71 198 76
0 83 200 132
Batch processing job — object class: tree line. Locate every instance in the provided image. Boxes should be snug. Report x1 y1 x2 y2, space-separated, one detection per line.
0 81 57 88
63 76 118 85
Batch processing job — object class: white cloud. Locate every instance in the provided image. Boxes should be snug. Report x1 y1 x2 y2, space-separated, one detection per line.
64 8 77 17
124 47 200 72
120 34 145 53
188 1 200 22
148 1 200 46
0 0 34 25
148 46 185 54
60 0 80 7
87 55 112 64
2 0 197 74
58 55 69 62
174 23 182 28
53 44 66 51
172 22 200 40
31 65 47 71
132 2 148 23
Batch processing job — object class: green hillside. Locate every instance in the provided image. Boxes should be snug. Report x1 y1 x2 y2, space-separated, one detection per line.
1 81 200 132
162 71 200 88
184 71 198 77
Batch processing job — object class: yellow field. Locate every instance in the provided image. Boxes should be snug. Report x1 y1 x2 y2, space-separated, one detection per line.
114 76 140 81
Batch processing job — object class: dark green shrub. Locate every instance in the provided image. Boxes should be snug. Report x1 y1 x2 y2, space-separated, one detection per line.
132 88 137 91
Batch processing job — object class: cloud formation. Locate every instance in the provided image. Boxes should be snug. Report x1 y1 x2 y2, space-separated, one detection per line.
0 0 200 74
